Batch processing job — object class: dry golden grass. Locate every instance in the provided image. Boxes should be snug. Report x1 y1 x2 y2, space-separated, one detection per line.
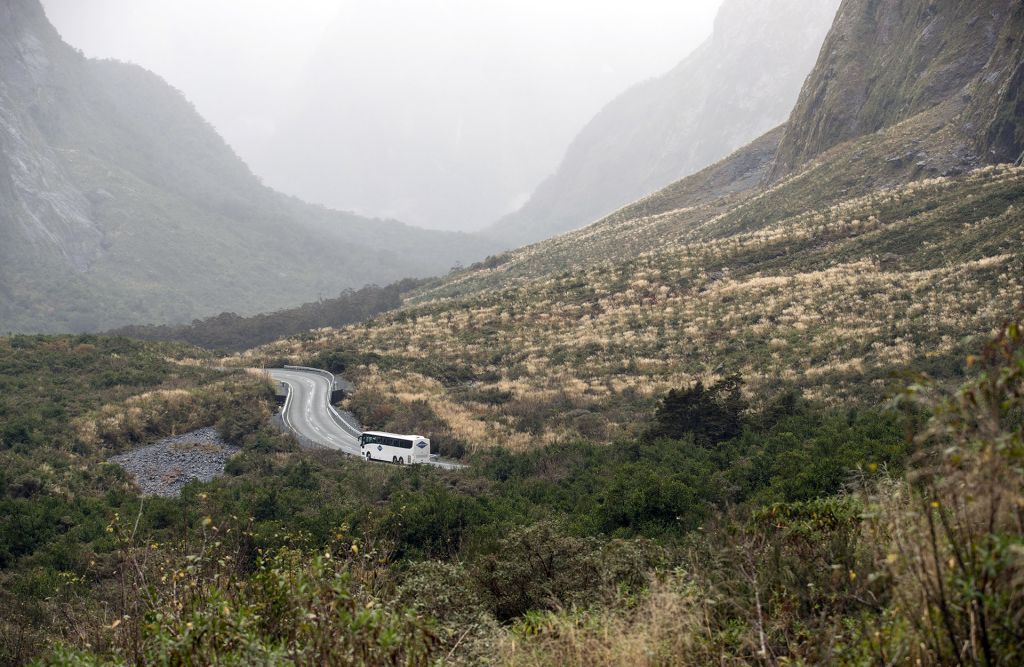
246 166 1024 452
496 577 714 667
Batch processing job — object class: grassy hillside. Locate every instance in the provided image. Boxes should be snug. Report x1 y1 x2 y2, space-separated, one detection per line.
243 164 1023 454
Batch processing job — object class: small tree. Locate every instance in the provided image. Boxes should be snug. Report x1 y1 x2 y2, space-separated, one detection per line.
651 374 747 445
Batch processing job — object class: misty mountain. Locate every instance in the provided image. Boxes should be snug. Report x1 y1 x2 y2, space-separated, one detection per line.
249 2 719 233
0 0 495 334
486 0 841 248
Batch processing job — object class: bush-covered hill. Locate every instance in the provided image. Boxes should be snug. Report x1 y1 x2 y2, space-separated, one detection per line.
105 278 428 352
246 165 1023 453
2 323 1021 665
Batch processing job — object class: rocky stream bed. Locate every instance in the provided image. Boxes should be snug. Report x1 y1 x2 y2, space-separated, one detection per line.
108 427 239 497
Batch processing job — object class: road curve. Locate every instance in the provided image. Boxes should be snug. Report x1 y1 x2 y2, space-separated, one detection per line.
268 368 362 454
267 367 464 469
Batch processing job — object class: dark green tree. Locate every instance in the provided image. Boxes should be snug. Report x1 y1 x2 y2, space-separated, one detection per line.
651 374 747 445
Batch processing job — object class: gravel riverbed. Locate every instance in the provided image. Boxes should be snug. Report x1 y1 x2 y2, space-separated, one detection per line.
108 427 240 497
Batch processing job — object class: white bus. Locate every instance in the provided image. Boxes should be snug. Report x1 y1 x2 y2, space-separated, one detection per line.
359 431 431 464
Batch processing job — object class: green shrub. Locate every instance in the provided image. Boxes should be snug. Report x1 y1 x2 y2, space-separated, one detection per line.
650 374 747 445
40 548 440 666
473 520 604 621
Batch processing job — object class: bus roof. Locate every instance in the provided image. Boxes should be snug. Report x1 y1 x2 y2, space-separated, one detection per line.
361 430 427 440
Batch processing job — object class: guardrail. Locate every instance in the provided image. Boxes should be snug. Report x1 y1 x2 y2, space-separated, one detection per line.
283 365 340 390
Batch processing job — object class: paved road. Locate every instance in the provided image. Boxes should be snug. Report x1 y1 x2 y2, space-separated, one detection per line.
267 367 462 469
268 368 362 453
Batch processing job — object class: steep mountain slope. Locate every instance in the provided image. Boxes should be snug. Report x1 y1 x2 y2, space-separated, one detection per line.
245 0 1024 454
770 0 1024 179
0 0 494 334
488 0 841 247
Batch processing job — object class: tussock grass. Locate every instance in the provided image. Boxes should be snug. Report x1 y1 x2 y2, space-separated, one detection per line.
249 166 1024 453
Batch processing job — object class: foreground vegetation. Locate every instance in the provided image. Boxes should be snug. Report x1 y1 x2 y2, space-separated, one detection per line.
0 320 1020 664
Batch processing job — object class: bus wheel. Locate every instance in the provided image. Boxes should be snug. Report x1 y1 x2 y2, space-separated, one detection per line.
392 456 397 464
365 452 371 462
398 457 405 465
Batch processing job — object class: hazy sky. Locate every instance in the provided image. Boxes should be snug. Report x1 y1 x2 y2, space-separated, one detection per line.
42 1 725 230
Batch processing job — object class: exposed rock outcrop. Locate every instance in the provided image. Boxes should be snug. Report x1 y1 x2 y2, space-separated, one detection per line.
770 0 1024 180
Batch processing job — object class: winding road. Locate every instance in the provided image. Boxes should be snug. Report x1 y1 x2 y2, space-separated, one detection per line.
268 367 462 469
269 367 362 454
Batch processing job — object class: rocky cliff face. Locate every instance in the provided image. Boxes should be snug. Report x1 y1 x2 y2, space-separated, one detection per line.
0 0 102 274
488 0 841 247
0 0 494 333
770 0 1024 179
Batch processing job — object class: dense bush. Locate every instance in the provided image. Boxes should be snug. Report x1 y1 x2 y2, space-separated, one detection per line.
472 401 906 538
474 521 605 621
44 547 440 666
6 324 1023 665
106 278 424 352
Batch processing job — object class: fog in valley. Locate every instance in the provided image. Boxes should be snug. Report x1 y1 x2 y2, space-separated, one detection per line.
42 0 724 231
